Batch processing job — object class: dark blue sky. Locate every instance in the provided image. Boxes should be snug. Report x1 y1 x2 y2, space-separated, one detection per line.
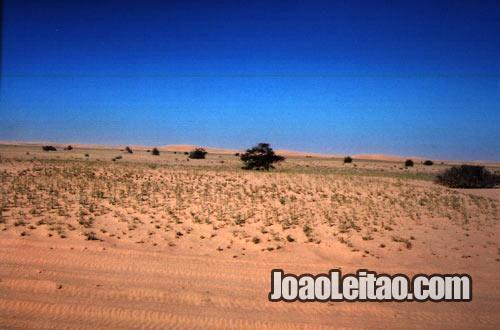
1 0 499 160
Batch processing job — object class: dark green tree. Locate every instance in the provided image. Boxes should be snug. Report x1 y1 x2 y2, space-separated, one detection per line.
240 143 284 170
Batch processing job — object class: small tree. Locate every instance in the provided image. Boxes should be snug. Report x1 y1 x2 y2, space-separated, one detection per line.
240 143 284 170
423 160 433 166
151 148 160 156
125 146 133 154
343 156 353 164
189 148 207 159
436 165 498 188
405 159 414 167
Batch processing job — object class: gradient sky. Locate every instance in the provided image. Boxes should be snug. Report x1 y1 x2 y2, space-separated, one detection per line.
1 0 499 160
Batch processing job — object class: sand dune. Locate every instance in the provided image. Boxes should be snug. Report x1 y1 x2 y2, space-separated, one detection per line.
0 140 457 162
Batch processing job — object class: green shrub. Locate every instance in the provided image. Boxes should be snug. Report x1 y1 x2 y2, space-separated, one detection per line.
42 146 57 151
436 165 498 188
189 148 207 159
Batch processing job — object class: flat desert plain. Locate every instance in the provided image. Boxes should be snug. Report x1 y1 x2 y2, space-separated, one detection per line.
0 144 499 328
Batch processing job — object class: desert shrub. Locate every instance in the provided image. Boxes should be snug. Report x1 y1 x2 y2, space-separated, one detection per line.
189 148 207 159
405 159 414 167
343 156 353 164
85 231 98 241
125 146 133 154
65 145 73 150
423 160 433 166
436 165 498 188
152 148 160 156
234 152 240 156
240 143 284 170
42 146 57 151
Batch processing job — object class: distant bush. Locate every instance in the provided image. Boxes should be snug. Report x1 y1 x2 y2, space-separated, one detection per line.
436 165 499 188
65 145 73 151
240 143 284 170
125 146 133 154
423 160 433 166
184 152 189 155
405 159 414 167
343 156 353 164
234 152 240 157
151 148 160 156
42 146 57 151
189 148 207 159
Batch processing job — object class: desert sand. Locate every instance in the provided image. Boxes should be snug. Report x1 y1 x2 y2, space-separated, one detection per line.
0 144 499 329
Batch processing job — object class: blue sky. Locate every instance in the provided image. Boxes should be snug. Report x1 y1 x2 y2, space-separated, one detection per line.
1 0 499 160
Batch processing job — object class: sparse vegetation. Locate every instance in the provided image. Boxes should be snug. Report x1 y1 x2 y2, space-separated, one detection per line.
85 231 99 241
125 146 133 154
423 160 433 166
152 148 160 156
436 165 499 188
0 144 497 258
392 236 412 249
240 143 284 170
344 156 353 164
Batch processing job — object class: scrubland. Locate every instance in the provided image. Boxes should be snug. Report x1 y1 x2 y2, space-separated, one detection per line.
0 144 498 328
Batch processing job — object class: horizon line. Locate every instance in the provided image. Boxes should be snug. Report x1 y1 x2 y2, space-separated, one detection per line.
1 139 499 164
